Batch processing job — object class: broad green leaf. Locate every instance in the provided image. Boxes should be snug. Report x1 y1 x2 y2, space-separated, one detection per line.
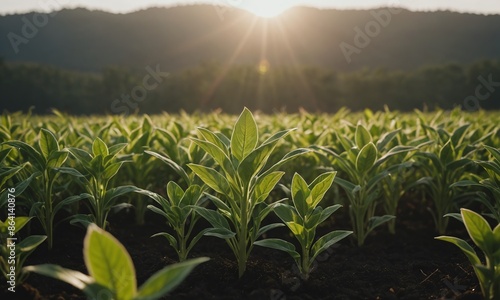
334 177 359 195
102 162 124 181
5 140 45 170
145 151 190 186
188 164 231 196
0 216 32 234
92 138 109 157
309 172 336 208
254 238 300 262
197 127 228 154
203 227 236 239
355 124 372 148
318 205 343 224
39 129 59 160
17 235 47 253
286 221 305 237
367 215 396 232
311 230 352 261
435 236 481 266
439 140 455 165
461 208 495 255
192 206 233 233
256 223 284 237
230 108 258 161
135 257 209 300
24 264 108 298
151 232 178 250
167 181 184 205
191 138 233 175
253 171 285 204
180 184 202 207
108 143 128 158
356 142 377 174
104 186 141 208
273 203 298 224
261 148 311 177
47 150 68 168
68 147 93 166
84 224 137 299
291 173 310 218
450 124 470 148
485 145 500 163
238 141 279 184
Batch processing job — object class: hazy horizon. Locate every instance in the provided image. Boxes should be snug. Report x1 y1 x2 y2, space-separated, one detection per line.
1 0 500 16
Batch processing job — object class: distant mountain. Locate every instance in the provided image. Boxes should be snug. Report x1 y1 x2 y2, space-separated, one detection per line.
1 5 499 72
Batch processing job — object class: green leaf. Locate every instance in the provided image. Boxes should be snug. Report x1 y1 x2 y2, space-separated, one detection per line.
84 224 137 299
104 185 140 203
102 162 124 181
355 124 372 148
151 232 178 250
145 151 190 186
167 181 185 205
192 207 233 233
135 257 209 300
108 143 128 158
68 147 93 166
309 172 336 209
46 150 68 168
39 129 59 160
17 235 47 253
261 148 311 177
484 145 500 163
188 164 231 196
24 264 108 298
435 236 481 266
461 208 495 255
291 173 310 218
311 230 352 261
450 124 470 148
0 216 32 234
92 138 109 157
439 140 455 165
191 138 234 176
5 140 45 170
367 215 396 232
197 127 229 154
254 238 300 262
253 171 285 204
230 108 258 161
356 142 377 174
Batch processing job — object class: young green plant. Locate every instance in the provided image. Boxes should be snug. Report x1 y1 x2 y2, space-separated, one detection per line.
4 129 88 249
68 138 139 229
0 216 46 287
315 125 414 246
436 209 500 300
135 182 208 261
188 108 309 277
255 172 352 280
414 124 477 234
451 145 500 222
25 224 209 300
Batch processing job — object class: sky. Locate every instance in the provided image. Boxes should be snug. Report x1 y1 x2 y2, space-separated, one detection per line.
1 0 500 16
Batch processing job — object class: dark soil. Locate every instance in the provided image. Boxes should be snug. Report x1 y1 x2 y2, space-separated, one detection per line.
1 196 484 300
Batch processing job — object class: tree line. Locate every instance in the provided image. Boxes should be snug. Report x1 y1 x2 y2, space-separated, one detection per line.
1 59 499 115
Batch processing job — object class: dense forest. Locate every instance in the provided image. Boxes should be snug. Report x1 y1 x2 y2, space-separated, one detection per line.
1 6 500 72
1 59 499 114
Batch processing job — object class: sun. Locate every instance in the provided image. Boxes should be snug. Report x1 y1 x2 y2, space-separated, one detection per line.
243 1 291 18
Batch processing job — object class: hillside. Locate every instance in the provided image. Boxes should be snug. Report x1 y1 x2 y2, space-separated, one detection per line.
1 6 500 72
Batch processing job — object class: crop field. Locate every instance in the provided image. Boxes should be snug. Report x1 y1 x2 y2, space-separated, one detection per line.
1 108 499 299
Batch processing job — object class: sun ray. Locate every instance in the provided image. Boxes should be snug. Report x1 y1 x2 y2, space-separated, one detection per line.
200 15 259 108
275 20 319 111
